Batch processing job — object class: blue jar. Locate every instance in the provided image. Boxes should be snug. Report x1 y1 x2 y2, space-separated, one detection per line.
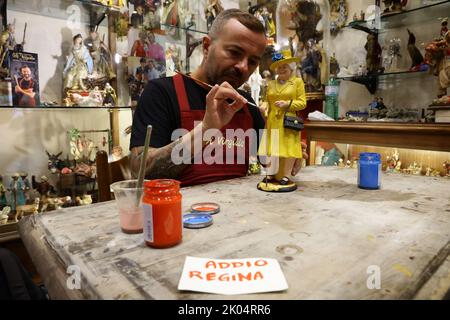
358 153 381 190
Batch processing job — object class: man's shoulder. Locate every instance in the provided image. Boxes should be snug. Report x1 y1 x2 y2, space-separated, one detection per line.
145 76 175 90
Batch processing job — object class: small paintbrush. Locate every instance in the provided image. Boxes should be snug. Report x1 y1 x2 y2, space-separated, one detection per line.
175 70 258 108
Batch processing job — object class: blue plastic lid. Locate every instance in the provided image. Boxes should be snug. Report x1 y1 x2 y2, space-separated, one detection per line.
359 152 381 162
183 213 213 229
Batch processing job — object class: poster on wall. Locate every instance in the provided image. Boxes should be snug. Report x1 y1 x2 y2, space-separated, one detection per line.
10 51 40 107
0 0 6 31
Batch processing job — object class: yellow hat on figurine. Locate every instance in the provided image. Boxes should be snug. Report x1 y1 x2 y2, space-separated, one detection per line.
269 49 299 71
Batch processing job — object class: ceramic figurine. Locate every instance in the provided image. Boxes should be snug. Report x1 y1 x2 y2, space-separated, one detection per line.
365 33 383 74
425 30 450 101
261 6 275 38
330 53 340 77
75 194 93 206
130 3 145 28
0 207 10 224
0 175 7 209
443 161 450 177
14 198 40 222
103 83 117 107
0 24 25 76
338 158 345 167
19 172 31 203
257 50 306 193
41 196 72 212
301 39 323 92
386 149 401 173
345 160 352 168
386 37 401 72
440 18 448 39
407 29 424 71
205 0 224 31
84 29 116 82
32 175 55 200
63 34 94 92
248 67 263 107
382 0 405 15
329 0 348 35
411 162 422 175
8 173 26 211
109 145 124 162
359 10 365 21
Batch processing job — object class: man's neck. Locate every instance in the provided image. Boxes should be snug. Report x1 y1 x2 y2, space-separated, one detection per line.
189 68 211 90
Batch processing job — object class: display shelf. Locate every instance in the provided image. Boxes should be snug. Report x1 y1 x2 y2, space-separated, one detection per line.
336 70 429 94
304 121 450 165
7 0 117 25
344 0 449 32
160 23 209 36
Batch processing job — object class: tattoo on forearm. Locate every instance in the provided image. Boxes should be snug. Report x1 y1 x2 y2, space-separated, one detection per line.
147 139 188 179
131 139 188 180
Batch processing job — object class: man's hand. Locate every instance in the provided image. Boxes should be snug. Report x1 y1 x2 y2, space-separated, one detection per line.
291 141 308 176
203 81 247 131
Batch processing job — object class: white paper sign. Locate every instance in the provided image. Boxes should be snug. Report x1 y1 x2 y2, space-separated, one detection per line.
177 256 288 295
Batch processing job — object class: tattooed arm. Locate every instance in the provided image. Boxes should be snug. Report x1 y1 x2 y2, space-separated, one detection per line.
130 122 205 179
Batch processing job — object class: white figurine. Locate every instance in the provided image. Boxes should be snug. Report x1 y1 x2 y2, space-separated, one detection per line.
248 67 263 106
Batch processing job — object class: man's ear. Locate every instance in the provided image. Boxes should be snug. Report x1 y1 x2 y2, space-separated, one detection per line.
202 36 212 56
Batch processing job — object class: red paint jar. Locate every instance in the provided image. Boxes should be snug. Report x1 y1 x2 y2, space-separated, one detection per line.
142 179 182 248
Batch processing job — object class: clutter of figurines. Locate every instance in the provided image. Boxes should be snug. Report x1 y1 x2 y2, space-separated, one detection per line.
0 171 93 225
63 30 117 107
329 149 449 178
0 168 100 225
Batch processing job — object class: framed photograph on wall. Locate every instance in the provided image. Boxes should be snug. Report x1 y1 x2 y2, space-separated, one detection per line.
10 51 40 107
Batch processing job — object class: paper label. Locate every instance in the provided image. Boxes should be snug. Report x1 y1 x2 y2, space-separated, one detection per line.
178 256 288 295
143 204 153 242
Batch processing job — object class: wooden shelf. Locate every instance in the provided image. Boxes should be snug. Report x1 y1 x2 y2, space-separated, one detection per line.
0 222 19 243
304 122 450 164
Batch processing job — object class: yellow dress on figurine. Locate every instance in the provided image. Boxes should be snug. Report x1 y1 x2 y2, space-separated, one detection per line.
258 74 306 158
257 50 306 193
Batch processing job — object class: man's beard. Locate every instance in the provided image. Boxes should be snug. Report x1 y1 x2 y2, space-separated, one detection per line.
205 53 245 89
207 68 245 89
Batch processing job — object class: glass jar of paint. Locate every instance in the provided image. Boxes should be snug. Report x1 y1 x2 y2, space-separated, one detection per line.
358 153 381 190
142 179 182 248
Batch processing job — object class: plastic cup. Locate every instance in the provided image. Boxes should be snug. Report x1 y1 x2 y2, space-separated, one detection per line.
110 180 145 234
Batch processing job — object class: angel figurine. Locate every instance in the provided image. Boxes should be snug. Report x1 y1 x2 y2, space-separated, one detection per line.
63 34 93 91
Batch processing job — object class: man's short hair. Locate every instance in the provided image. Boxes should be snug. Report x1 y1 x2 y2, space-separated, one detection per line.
20 65 30 72
209 9 266 40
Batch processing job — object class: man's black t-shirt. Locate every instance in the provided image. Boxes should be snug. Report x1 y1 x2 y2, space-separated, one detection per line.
130 76 265 149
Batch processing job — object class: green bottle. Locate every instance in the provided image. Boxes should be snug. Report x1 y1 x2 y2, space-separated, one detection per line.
325 77 339 120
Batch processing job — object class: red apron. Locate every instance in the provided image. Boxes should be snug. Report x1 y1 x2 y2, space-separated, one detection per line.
173 74 253 186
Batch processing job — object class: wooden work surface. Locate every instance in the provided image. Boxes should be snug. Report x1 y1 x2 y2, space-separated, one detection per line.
19 167 450 300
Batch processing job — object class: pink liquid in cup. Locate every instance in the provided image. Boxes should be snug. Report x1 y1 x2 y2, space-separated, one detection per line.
119 208 143 234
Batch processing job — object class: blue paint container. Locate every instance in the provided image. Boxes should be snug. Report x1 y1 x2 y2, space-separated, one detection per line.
358 153 381 190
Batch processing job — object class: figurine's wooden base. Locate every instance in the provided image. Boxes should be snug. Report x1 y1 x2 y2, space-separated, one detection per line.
257 181 297 193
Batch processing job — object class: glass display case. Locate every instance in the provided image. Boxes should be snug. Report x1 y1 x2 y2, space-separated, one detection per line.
0 1 130 239
334 0 450 119
304 0 449 178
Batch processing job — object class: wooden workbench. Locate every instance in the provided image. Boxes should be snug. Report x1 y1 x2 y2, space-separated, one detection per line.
18 167 450 299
